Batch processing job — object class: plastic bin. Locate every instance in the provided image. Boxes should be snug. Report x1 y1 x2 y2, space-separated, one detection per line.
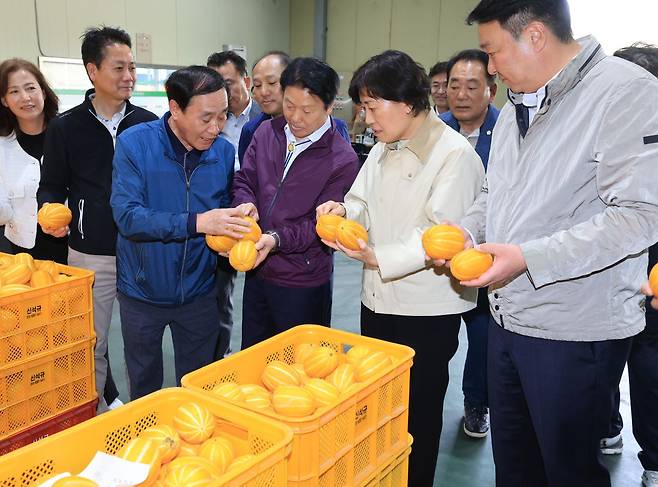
0 388 293 487
359 435 412 487
0 255 95 368
182 324 414 486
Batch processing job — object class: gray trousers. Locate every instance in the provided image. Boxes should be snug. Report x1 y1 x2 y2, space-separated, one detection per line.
215 261 235 360
67 248 116 411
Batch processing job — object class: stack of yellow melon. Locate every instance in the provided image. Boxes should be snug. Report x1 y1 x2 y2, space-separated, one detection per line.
118 402 259 486
211 343 394 418
0 253 75 297
205 216 262 272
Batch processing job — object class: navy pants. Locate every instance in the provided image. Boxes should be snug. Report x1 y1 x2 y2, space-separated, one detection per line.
609 307 658 471
241 274 332 349
488 318 631 487
214 258 236 360
118 291 220 400
361 304 461 487
462 288 490 408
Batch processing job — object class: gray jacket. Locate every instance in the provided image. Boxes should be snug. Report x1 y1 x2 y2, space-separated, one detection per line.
461 36 658 341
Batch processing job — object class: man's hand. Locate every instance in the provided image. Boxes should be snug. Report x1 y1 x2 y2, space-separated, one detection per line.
641 281 658 310
460 242 526 288
428 222 473 267
197 208 251 238
322 238 378 269
254 233 276 267
316 201 346 219
236 202 259 220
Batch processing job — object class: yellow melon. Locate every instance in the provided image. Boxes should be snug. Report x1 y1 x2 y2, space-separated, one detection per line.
449 249 494 282
13 253 35 272
140 424 181 464
303 347 339 378
198 436 235 474
52 476 99 487
240 384 271 410
211 382 244 402
241 216 262 243
355 351 392 382
177 440 200 457
37 259 59 279
2 263 32 285
315 214 345 241
345 345 371 366
261 360 301 391
0 254 13 270
304 378 340 407
290 363 309 384
0 284 31 296
294 342 317 364
422 224 466 260
37 203 72 230
172 402 215 444
228 240 257 272
272 385 316 417
117 437 162 486
327 363 356 392
30 269 54 288
205 234 237 253
336 220 368 251
164 459 217 487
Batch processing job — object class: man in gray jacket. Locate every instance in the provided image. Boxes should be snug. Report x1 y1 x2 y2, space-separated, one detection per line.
443 1 658 485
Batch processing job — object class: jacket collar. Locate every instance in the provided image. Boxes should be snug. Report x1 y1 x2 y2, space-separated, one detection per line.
536 36 605 115
443 104 498 134
84 88 136 122
271 115 336 150
385 110 445 164
158 113 219 164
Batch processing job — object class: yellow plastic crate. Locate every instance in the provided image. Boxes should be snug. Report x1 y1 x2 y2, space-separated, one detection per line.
360 435 412 487
0 388 293 487
181 325 414 486
0 255 95 367
0 338 96 441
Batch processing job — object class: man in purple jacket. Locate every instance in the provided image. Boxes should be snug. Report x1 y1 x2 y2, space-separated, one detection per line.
233 57 360 348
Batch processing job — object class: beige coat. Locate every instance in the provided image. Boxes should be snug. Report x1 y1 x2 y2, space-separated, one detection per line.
343 110 485 316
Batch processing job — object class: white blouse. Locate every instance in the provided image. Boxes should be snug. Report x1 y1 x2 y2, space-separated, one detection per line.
0 133 41 248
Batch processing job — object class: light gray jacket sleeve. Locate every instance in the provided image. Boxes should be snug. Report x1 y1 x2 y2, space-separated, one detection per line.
521 76 658 288
460 176 488 245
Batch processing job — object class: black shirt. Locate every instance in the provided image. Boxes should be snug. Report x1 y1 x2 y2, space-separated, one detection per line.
16 130 45 161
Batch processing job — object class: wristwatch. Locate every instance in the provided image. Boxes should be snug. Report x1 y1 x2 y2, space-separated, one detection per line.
265 230 280 251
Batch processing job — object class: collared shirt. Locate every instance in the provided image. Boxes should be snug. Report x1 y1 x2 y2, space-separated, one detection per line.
459 127 480 149
221 99 253 171
88 94 127 148
282 116 331 180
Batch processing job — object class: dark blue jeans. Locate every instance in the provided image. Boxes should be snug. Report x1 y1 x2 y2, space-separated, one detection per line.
240 274 332 350
609 309 658 471
118 291 220 400
462 288 490 408
488 318 631 487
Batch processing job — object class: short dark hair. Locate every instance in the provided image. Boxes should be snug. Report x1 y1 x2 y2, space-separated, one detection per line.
280 57 339 109
165 66 227 111
252 51 291 72
467 0 573 43
81 26 132 68
428 61 449 79
447 49 496 87
614 43 658 78
348 50 430 116
207 51 248 77
0 58 59 136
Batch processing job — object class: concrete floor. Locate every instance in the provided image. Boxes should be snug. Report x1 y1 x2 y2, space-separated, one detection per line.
106 253 646 486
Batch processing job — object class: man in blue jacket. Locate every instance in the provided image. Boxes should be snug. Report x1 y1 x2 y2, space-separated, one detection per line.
441 48 499 439
111 66 250 400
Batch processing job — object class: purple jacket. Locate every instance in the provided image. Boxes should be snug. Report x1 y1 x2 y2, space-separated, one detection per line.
233 116 359 287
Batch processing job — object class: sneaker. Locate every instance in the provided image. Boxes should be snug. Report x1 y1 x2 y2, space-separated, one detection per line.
463 402 489 438
107 397 124 410
643 470 658 486
600 433 623 455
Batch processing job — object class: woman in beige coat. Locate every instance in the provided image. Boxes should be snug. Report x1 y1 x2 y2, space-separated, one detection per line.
317 50 484 486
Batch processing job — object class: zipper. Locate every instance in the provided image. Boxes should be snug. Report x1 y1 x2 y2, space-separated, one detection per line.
180 152 189 306
179 153 207 305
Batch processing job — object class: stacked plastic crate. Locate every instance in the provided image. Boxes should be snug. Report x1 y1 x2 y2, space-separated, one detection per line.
0 253 97 454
